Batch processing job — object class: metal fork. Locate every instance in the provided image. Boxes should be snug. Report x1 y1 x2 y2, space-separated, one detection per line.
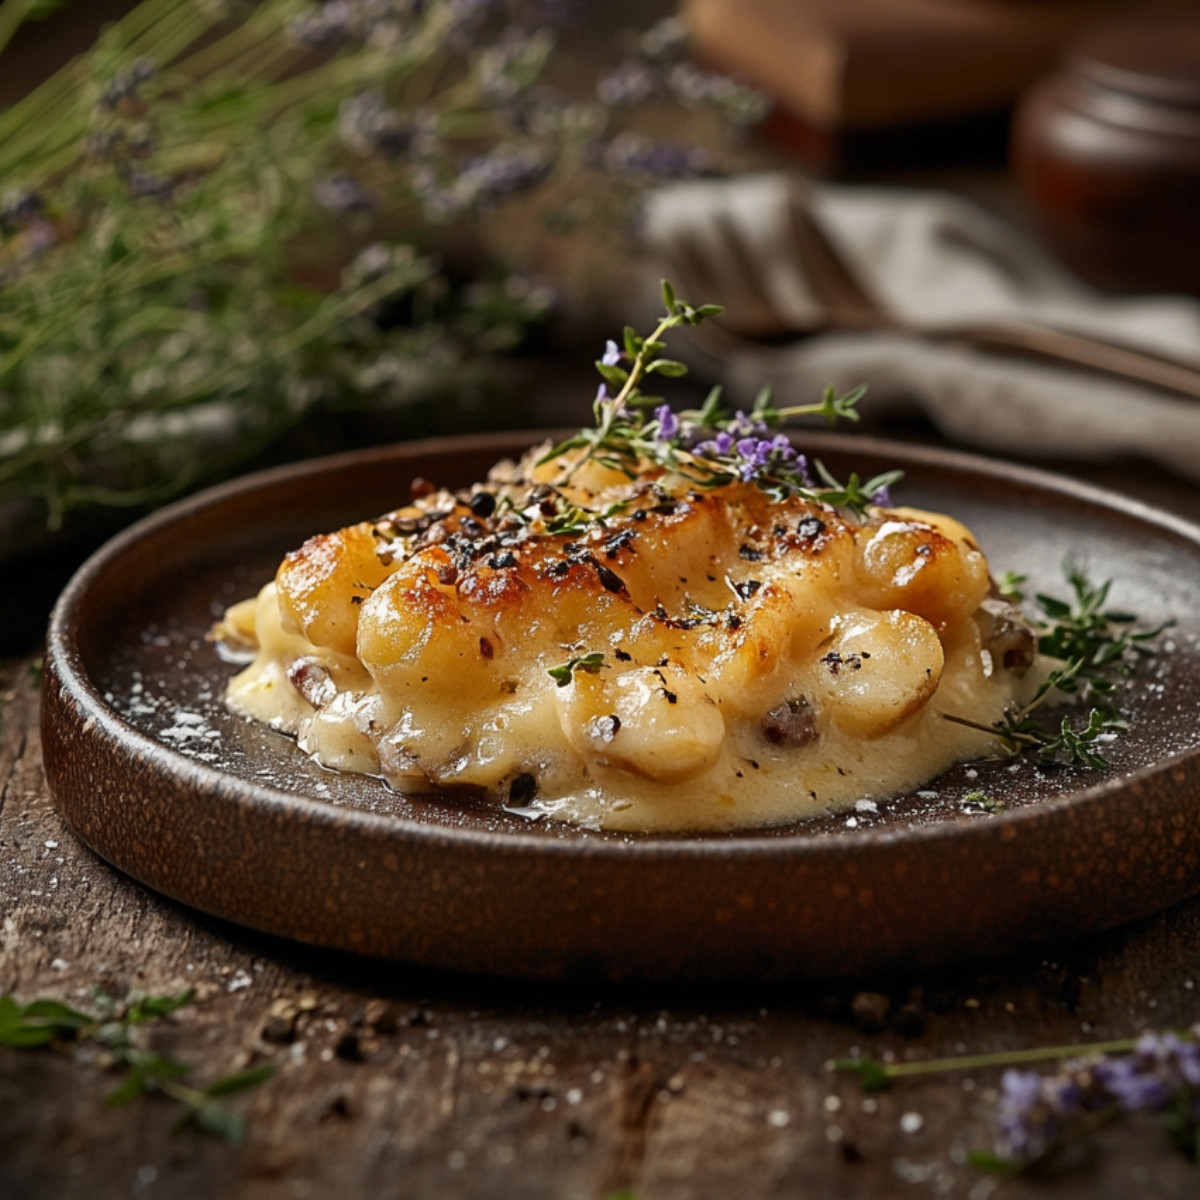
666 179 1200 402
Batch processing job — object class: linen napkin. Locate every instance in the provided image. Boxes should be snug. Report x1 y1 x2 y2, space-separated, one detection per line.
638 173 1200 481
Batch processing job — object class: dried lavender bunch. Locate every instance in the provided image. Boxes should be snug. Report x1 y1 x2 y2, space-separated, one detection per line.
0 0 763 534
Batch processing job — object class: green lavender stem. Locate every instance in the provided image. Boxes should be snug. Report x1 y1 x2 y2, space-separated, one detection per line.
836 1037 1148 1088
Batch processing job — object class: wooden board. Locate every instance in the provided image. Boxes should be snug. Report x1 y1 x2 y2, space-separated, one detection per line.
684 0 1192 130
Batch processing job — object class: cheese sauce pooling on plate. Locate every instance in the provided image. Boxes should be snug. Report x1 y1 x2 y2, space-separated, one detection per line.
214 445 1037 832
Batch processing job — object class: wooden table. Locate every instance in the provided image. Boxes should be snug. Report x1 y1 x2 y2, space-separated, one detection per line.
4 451 1200 1200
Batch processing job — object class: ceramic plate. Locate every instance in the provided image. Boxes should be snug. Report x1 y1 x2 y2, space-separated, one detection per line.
42 432 1200 981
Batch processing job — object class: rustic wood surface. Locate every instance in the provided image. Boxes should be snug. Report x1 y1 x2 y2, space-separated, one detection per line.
5 455 1200 1200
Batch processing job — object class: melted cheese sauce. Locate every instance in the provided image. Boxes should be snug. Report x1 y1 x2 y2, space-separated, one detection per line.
215 447 1038 832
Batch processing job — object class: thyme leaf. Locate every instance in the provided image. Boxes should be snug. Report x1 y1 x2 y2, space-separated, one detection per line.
1033 565 1170 676
960 790 1006 813
996 571 1027 603
548 652 606 687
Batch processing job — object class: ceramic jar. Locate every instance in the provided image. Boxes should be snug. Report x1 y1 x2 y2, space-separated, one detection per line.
1012 16 1200 294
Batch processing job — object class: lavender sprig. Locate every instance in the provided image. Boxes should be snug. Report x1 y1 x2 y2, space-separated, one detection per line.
539 281 890 518
836 1027 1200 1174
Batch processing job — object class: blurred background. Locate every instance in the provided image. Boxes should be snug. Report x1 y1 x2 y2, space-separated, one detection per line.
2 0 1198 648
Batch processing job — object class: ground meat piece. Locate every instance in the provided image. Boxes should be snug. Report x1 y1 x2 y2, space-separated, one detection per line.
761 696 818 748
976 597 1037 672
286 657 337 707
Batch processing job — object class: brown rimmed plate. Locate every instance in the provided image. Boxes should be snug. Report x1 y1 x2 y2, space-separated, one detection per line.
41 432 1200 982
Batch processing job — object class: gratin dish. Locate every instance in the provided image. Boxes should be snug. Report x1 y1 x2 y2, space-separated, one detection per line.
41 432 1200 981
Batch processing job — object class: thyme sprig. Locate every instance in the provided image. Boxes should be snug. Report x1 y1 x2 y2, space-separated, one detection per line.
538 282 722 483
538 280 892 520
943 563 1166 768
0 988 272 1141
1034 566 1167 680
942 698 1127 769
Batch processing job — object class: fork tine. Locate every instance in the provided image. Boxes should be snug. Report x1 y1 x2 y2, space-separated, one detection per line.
707 212 786 336
784 180 887 327
664 225 726 313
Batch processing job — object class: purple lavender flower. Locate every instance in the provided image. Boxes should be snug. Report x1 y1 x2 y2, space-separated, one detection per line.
726 409 770 439
288 0 430 49
871 483 893 507
313 173 376 214
410 164 459 221
338 91 415 159
996 1068 1082 1161
1096 1032 1200 1106
729 435 796 482
1136 1031 1200 1084
597 60 657 108
733 436 765 481
287 0 359 49
0 187 43 231
693 430 734 459
600 132 714 181
451 146 550 212
995 1030 1200 1167
653 405 679 442
98 58 156 110
601 339 621 367
1092 1055 1175 1112
1163 1034 1200 1087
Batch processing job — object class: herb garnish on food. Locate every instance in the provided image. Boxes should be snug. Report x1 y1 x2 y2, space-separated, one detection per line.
944 563 1167 768
548 651 607 687
537 281 898 520
533 283 1160 774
